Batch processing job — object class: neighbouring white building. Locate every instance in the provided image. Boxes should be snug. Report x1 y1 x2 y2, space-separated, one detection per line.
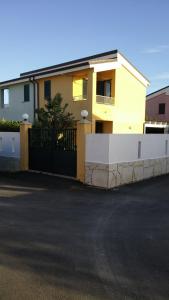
0 77 35 122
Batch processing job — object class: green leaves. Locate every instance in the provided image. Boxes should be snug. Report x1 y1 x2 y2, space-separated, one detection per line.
35 93 75 130
0 120 21 132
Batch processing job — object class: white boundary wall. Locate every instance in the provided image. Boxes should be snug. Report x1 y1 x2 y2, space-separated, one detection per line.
0 132 20 171
86 134 169 163
85 134 169 188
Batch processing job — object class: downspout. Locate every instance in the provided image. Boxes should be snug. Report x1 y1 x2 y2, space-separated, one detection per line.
29 77 39 121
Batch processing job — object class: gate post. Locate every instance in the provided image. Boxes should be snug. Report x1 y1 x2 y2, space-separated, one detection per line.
20 121 32 171
77 119 92 183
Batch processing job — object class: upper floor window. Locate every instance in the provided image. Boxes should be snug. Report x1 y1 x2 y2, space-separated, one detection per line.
97 80 111 97
24 84 30 102
73 78 88 101
44 80 51 100
159 103 165 114
1 89 9 108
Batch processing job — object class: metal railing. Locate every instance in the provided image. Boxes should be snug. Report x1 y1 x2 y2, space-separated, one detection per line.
73 94 114 104
96 95 114 105
145 121 169 125
29 128 77 151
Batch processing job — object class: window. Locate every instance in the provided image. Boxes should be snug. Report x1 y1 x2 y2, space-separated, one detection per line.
159 103 165 114
73 78 87 101
96 121 103 133
105 80 111 97
24 84 30 102
97 80 111 97
44 80 51 100
1 89 9 108
97 81 104 96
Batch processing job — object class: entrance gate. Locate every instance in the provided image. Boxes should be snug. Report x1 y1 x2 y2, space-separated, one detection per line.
28 128 77 177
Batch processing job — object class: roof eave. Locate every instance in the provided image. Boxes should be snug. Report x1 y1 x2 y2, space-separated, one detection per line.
20 49 118 78
0 77 30 88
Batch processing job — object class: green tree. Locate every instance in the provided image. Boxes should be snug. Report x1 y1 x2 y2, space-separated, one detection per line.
35 93 75 130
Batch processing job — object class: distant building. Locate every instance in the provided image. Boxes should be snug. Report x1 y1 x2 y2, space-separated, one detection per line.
146 86 169 122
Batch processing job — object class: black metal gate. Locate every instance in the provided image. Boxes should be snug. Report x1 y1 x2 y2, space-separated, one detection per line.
29 128 77 177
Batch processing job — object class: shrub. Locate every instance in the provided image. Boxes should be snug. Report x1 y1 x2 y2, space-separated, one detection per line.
0 120 21 132
35 93 75 130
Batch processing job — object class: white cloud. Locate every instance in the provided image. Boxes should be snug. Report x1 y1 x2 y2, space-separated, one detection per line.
151 72 169 80
143 45 169 54
144 48 161 54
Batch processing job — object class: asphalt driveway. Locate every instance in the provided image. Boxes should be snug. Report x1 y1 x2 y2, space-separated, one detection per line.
0 172 169 300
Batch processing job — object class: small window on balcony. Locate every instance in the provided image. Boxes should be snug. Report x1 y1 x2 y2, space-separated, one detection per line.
105 80 111 97
159 103 165 114
97 80 111 97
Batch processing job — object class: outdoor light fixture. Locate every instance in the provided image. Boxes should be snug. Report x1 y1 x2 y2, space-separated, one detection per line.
22 113 29 122
81 110 88 120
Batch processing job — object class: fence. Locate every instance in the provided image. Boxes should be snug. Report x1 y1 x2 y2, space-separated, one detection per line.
0 132 20 171
85 134 169 188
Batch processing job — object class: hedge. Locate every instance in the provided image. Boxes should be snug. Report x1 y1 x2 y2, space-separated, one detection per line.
0 120 21 132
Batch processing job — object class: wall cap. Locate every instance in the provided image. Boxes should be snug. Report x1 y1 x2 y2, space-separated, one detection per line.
78 119 91 124
20 121 32 125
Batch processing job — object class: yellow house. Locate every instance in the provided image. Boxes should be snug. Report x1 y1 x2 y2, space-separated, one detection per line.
0 50 150 133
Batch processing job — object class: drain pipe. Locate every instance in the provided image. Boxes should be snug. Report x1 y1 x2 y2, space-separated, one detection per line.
29 77 39 121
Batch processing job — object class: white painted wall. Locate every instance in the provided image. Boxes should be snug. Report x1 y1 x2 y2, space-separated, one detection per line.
0 83 34 122
0 132 20 158
86 134 169 164
86 134 110 164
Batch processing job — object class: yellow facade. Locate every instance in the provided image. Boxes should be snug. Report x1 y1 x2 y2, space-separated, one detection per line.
113 66 146 133
38 70 92 121
37 65 147 134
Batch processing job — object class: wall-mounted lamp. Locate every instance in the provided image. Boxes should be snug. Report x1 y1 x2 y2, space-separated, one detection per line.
22 113 29 122
81 110 88 120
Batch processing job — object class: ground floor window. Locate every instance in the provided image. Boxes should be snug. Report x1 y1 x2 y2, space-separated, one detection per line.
95 121 103 133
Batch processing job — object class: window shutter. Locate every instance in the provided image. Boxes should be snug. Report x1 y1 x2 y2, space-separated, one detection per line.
97 81 104 96
24 84 30 102
83 79 87 98
44 80 51 100
1 90 4 108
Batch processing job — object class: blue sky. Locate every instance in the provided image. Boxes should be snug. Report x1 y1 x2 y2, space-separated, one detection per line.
0 0 169 93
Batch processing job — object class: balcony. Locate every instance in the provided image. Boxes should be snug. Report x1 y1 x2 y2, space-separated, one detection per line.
96 95 114 105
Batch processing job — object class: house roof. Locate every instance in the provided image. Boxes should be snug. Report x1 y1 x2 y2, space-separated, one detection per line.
0 76 29 86
0 62 90 87
0 49 150 87
147 85 169 99
20 50 118 77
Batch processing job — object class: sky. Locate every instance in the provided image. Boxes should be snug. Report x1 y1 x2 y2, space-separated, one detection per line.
0 0 169 94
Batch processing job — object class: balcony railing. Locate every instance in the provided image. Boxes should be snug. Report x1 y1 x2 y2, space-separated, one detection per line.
96 95 114 105
73 95 114 104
